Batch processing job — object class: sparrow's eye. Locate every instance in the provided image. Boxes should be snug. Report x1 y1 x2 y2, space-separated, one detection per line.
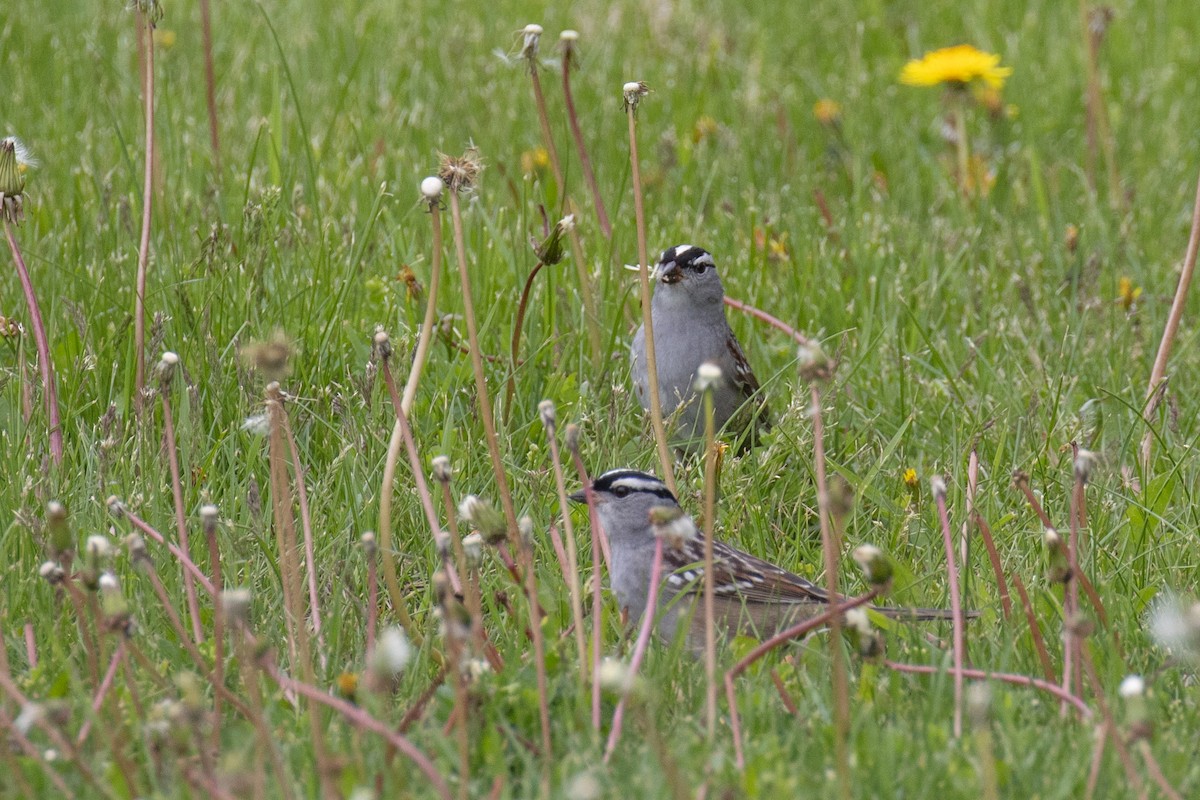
691 262 708 274
613 485 631 498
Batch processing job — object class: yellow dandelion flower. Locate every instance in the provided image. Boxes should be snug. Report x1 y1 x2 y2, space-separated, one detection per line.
813 98 842 126
1117 277 1142 311
900 45 1012 90
692 115 719 144
902 468 919 488
153 29 177 49
520 147 549 176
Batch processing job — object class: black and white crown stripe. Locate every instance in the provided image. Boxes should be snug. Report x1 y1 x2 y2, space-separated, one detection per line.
590 469 678 501
658 244 715 273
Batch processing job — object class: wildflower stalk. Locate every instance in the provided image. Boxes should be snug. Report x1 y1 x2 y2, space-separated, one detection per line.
264 383 338 799
378 331 463 595
445 176 520 536
522 25 602 363
158 354 204 644
722 295 815 347
507 258 547 416
810 381 851 797
227 615 294 800
200 505 225 753
110 500 216 595
279 400 329 666
1080 4 1120 207
565 429 604 731
604 535 664 762
701 376 719 741
624 81 676 494
75 639 126 747
199 0 220 170
378 187 447 642
961 448 979 567
726 590 881 769
433 460 484 653
1009 567 1057 683
559 31 611 238
933 476 967 738
1142 167 1200 471
882 661 1091 719
539 402 588 682
133 4 159 412
517 521 554 773
951 98 971 196
972 513 1013 620
4 220 63 464
1077 644 1144 793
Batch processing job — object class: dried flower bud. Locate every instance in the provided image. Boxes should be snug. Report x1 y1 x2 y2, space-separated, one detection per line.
797 342 832 382
0 137 31 224
86 535 114 561
437 149 483 194
431 455 452 484
372 327 392 362
597 656 636 694
533 214 574 265
46 500 72 559
155 351 179 387
106 496 126 519
458 495 508 545
1043 527 1071 584
360 530 377 557
1074 449 1100 484
558 29 580 66
39 561 65 585
694 361 723 393
518 516 535 549
434 531 452 560
521 23 543 61
622 81 650 113
220 588 252 625
461 532 484 569
125 533 149 564
852 544 894 590
538 399 557 429
199 505 219 535
565 423 581 453
844 607 883 659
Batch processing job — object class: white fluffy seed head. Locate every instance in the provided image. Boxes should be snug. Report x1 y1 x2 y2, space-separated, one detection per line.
370 627 413 677
420 176 444 200
694 361 723 392
86 535 113 560
1119 674 1145 698
560 29 579 41
98 572 120 592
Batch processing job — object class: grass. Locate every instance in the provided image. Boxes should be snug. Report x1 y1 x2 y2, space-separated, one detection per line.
3 0 1200 796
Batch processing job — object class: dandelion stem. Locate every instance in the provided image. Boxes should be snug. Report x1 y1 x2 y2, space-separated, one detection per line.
811 383 851 796
566 440 605 732
1142 167 1200 472
561 43 611 238
543 414 588 685
4 220 63 464
626 89 677 495
199 0 220 171
702 387 719 741
934 477 967 738
604 537 663 762
447 190 520 535
161 382 204 644
134 9 156 412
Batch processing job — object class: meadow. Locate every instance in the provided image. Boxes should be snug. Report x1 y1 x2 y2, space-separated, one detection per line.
2 0 1199 796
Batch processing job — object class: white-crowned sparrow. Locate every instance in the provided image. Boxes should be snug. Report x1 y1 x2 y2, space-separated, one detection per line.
571 468 959 653
631 245 770 450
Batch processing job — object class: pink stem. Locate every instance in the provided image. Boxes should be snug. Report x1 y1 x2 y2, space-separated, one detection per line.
262 659 452 799
162 391 204 644
883 661 1092 720
723 296 813 347
23 622 37 668
4 222 63 463
567 448 604 731
76 639 126 746
604 537 664 761
119 505 216 596
282 419 327 662
134 11 155 410
726 591 878 768
547 523 572 586
934 482 967 738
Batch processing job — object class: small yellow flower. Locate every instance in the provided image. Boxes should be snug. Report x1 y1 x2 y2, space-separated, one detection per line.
1117 277 1142 311
692 115 719 144
335 672 359 702
902 468 919 488
813 98 842 126
520 147 549 177
900 45 1012 90
153 28 176 49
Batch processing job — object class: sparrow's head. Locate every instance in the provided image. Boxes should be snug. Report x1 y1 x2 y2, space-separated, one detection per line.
653 244 725 307
569 469 679 544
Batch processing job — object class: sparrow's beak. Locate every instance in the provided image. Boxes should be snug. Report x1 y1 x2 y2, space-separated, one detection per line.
658 261 682 284
568 486 589 504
